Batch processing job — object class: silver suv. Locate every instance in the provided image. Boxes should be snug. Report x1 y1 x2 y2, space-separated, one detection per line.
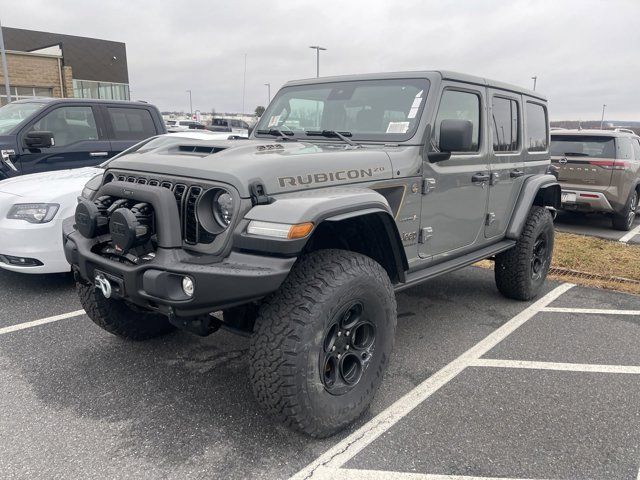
550 128 640 230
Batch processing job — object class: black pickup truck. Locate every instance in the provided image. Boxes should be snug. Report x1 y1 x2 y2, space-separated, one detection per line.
0 98 166 180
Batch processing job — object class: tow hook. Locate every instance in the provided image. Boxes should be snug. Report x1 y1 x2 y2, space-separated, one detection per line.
95 273 112 299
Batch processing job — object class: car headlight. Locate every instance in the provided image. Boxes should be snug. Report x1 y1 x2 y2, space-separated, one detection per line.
7 203 60 223
81 173 105 200
213 190 234 227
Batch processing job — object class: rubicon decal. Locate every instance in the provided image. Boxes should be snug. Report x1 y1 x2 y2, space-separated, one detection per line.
278 166 385 187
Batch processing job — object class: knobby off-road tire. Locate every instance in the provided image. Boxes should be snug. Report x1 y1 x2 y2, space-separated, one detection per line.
612 188 638 231
495 206 554 301
77 282 175 340
249 249 397 437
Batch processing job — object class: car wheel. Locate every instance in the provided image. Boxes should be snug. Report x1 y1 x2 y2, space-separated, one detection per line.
612 189 638 231
77 282 175 340
249 249 397 437
494 206 555 301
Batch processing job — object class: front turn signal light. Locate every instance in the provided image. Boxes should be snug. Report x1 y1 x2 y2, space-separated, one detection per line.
247 220 314 239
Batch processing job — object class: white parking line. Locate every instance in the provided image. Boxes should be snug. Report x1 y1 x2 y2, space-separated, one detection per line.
472 358 640 375
306 467 552 480
290 283 575 480
542 307 640 316
0 310 85 336
619 222 640 243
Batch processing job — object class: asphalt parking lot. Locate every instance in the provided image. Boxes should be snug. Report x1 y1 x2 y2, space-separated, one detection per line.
1 267 639 480
555 211 640 244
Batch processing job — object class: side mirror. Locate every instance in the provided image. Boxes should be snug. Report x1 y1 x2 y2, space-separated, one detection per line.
428 119 474 162
24 131 54 149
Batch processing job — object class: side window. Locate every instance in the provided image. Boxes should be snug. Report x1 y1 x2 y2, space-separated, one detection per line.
107 107 157 140
434 90 481 152
526 102 548 152
491 97 519 152
632 139 640 160
31 106 98 147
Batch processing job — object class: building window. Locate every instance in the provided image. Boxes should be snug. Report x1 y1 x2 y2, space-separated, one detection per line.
72 79 130 101
0 85 54 105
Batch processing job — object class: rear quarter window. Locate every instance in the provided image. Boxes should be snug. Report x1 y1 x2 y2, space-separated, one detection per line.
526 102 548 152
107 107 157 140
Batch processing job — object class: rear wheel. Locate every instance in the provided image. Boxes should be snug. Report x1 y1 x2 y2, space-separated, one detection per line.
612 189 638 231
495 206 554 301
249 249 397 437
77 282 175 340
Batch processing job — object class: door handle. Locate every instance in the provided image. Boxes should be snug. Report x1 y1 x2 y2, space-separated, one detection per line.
90 151 109 157
472 172 490 183
510 169 524 178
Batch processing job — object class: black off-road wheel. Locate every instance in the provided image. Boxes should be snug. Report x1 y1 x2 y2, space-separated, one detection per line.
77 282 175 340
249 249 397 438
612 188 638 231
495 206 554 301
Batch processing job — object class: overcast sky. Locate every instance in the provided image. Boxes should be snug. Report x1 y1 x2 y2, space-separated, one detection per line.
3 0 639 120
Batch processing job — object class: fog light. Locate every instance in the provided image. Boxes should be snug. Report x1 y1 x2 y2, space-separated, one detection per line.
182 276 195 297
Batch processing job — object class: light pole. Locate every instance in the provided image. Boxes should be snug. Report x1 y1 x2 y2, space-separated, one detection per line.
242 53 247 114
0 18 12 103
264 83 271 104
531 76 537 91
186 89 193 118
309 45 326 78
600 104 607 129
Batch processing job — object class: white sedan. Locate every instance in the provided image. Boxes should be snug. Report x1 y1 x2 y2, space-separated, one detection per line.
0 131 247 274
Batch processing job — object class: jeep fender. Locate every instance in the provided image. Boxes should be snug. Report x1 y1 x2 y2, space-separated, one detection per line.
235 186 408 280
505 174 561 240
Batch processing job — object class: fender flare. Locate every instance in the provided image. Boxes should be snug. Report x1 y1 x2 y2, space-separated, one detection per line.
505 174 560 240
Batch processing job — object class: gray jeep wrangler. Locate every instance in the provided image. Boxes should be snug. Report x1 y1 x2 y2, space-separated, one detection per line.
64 71 560 437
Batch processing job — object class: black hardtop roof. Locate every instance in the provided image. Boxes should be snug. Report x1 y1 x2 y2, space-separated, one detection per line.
284 70 546 102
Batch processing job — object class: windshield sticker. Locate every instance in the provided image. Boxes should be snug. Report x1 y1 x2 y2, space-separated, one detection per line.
267 115 280 127
411 97 423 109
407 107 419 119
386 121 410 134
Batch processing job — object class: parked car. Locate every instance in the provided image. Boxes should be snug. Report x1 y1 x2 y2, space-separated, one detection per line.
0 131 246 274
64 70 559 437
166 120 205 132
551 128 640 230
207 117 250 135
0 98 166 180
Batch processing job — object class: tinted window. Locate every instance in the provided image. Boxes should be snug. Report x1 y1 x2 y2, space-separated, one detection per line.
31 106 98 147
632 139 640 160
107 107 156 140
550 135 616 158
434 90 480 152
526 102 548 152
491 97 519 152
615 137 634 160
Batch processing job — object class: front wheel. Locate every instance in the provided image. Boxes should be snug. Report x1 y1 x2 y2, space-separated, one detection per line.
495 206 554 301
612 189 638 231
249 249 397 437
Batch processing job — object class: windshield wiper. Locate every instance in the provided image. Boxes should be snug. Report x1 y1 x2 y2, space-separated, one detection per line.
305 130 360 147
562 152 589 157
255 129 297 141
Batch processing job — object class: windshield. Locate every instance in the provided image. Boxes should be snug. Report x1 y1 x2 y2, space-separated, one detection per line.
550 135 616 158
255 78 430 142
0 102 47 135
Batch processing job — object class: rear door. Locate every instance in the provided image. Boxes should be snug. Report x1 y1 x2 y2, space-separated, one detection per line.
103 106 160 156
420 84 490 260
17 104 110 174
550 134 617 191
485 91 524 238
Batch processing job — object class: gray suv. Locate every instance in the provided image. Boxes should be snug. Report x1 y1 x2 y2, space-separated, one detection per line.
63 71 560 437
550 128 640 230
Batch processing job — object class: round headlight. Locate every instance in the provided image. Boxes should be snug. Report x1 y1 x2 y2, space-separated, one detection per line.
214 190 234 227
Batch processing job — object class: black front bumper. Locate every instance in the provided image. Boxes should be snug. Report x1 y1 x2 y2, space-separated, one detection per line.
63 219 296 317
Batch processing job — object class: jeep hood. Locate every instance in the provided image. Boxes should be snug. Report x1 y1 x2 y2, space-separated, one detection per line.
106 139 393 197
0 167 102 198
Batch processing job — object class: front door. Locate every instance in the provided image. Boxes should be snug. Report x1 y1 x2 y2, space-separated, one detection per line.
420 85 490 260
485 91 525 238
17 105 110 175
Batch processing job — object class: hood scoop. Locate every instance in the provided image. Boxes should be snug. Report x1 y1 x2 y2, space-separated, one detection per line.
177 145 227 156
